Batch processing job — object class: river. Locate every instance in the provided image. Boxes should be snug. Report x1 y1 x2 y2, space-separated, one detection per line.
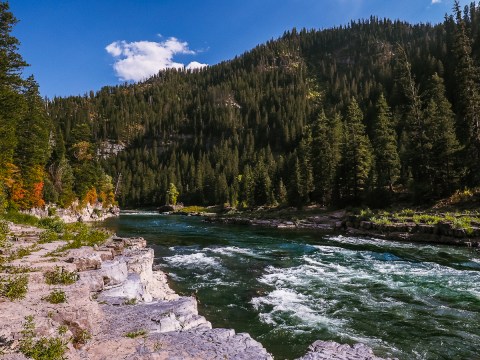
102 212 480 360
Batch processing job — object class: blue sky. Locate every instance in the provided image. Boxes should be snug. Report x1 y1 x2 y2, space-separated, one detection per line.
10 0 468 98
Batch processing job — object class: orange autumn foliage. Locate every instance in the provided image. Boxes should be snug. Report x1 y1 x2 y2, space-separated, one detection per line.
83 188 98 206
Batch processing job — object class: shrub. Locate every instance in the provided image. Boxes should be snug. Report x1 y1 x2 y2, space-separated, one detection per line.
371 216 393 226
44 267 78 285
412 214 441 225
123 298 137 305
0 220 8 248
124 329 147 338
38 230 58 244
20 316 68 360
38 217 65 233
0 274 28 301
72 329 91 348
42 290 67 304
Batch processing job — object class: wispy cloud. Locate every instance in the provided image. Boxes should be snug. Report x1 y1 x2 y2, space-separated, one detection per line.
431 0 441 4
106 36 208 81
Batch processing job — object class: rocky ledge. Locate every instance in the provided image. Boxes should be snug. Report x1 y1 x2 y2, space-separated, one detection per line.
0 223 394 359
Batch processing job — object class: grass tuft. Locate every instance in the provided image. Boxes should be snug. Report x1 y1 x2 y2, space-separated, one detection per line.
20 315 68 360
124 329 147 338
0 274 29 301
42 289 67 304
44 267 78 285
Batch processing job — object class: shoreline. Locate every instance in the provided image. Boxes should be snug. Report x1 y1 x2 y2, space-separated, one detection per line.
199 210 480 248
0 221 395 360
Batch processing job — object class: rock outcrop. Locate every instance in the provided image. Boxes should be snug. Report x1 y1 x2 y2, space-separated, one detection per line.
22 202 120 223
297 341 397 360
0 224 272 359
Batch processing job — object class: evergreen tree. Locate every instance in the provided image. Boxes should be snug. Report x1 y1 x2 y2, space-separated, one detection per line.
14 76 52 208
338 98 373 203
0 1 28 208
311 111 342 205
396 46 433 198
372 94 400 191
289 131 314 208
166 183 179 205
424 73 461 195
451 0 480 185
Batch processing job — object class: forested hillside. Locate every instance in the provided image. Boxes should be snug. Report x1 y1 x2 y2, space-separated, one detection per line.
0 2 116 212
3 1 480 211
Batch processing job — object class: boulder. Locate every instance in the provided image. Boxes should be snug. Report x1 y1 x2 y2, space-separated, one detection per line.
296 340 397 360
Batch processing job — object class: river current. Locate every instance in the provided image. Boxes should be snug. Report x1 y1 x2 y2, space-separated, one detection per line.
102 212 480 360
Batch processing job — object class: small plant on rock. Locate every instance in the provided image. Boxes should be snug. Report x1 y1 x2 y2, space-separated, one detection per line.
0 274 28 301
19 315 68 360
123 298 137 305
8 244 38 261
38 229 59 244
44 267 78 285
124 329 147 338
38 217 65 233
43 289 67 304
0 220 9 248
72 329 91 348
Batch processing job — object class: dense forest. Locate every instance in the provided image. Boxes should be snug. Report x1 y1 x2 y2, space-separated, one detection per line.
0 2 116 212
1 1 480 211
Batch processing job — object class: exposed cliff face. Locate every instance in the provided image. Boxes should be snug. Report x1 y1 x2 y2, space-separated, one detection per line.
0 223 394 360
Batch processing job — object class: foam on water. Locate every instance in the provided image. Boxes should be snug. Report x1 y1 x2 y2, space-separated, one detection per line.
208 246 258 257
251 243 480 348
164 252 221 269
251 289 344 329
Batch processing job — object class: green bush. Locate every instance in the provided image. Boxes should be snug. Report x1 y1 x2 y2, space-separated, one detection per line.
20 316 68 360
44 267 78 285
0 274 29 301
42 289 67 304
124 329 147 338
0 219 8 248
38 230 59 244
38 217 65 233
72 329 91 348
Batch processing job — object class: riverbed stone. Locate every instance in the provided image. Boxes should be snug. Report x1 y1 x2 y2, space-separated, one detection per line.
296 340 396 360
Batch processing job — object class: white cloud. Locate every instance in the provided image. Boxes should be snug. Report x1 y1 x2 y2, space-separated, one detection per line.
431 0 441 4
186 61 208 70
106 36 208 81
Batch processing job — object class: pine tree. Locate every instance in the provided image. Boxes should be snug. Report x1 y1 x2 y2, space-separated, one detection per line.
14 76 51 208
452 0 480 185
311 111 342 205
424 73 461 195
166 183 179 205
338 98 373 203
396 46 433 198
372 94 400 192
0 1 28 207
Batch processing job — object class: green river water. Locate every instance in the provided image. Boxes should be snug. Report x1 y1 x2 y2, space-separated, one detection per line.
102 212 480 360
